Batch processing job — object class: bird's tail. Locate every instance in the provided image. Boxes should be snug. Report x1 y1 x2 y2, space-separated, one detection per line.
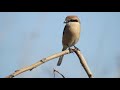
57 55 64 66
57 47 66 66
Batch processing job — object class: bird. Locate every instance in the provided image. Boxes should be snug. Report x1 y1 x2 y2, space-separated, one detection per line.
57 15 81 66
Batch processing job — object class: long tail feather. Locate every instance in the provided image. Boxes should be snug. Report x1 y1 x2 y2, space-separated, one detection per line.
57 47 66 66
57 55 64 66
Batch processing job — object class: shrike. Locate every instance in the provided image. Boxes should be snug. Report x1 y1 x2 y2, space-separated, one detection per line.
57 15 81 66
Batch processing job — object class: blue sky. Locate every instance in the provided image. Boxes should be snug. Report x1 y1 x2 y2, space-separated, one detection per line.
0 12 120 78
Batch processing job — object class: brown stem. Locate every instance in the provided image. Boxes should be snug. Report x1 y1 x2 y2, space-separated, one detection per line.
5 49 71 78
5 48 93 78
74 50 93 78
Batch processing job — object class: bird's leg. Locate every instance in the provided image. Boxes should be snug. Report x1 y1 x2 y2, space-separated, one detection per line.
68 47 74 53
74 46 80 51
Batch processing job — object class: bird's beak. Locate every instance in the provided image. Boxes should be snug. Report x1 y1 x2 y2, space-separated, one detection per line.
64 21 67 23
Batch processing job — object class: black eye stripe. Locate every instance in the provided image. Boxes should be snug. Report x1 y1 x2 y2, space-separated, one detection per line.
69 19 78 22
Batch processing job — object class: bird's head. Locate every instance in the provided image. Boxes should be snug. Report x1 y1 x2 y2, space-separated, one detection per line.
64 15 80 24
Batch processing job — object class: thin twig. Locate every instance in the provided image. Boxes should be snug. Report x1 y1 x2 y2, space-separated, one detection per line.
53 68 65 78
53 69 55 78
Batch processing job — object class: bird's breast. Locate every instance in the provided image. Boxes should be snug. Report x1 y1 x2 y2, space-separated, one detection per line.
67 22 80 36
62 22 80 47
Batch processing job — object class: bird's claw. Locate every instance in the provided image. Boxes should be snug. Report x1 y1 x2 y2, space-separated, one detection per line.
69 48 74 53
74 46 80 51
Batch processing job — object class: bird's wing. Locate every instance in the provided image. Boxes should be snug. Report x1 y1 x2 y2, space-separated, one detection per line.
63 25 68 36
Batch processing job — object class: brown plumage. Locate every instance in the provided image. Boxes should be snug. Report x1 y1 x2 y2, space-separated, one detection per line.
57 15 81 66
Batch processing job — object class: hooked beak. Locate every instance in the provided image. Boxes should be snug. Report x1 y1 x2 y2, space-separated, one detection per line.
64 21 67 23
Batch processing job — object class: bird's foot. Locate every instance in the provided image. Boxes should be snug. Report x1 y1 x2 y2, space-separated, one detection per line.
68 47 74 53
74 46 80 51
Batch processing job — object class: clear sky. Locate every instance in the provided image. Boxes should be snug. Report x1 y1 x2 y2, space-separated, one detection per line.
0 12 120 78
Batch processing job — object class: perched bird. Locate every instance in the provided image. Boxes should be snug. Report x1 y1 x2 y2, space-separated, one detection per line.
57 15 81 66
